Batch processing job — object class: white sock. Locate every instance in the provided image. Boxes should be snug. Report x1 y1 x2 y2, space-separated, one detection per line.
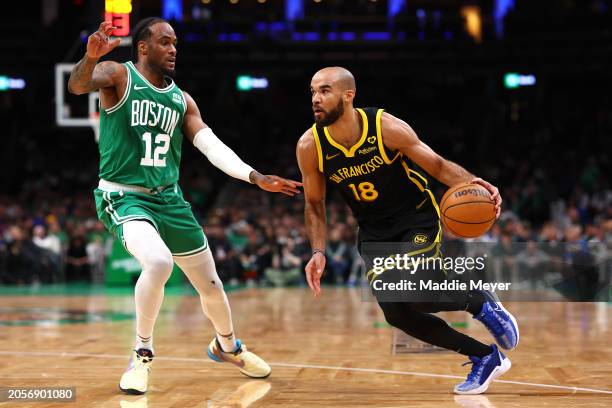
135 334 153 353
173 249 237 353
216 331 237 353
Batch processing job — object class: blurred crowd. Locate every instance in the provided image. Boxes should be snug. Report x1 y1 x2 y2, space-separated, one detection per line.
0 192 110 284
1 162 610 289
203 190 363 287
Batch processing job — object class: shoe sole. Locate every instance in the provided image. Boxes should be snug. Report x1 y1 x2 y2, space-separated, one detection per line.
239 369 272 379
498 302 520 350
482 291 520 350
454 356 512 395
119 385 145 395
208 348 271 379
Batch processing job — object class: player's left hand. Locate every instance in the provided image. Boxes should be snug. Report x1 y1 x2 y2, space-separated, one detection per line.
305 252 326 297
471 177 502 219
252 173 303 196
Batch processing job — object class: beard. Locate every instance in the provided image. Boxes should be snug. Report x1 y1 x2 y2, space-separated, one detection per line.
314 99 344 127
147 60 176 78
161 66 176 77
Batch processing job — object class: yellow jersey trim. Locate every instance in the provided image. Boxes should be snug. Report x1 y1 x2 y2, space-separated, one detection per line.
401 161 425 192
376 108 400 164
311 125 324 173
401 161 441 217
425 187 441 218
323 108 368 157
411 168 429 186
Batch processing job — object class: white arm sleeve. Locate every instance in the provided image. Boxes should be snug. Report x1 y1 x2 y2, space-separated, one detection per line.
192 127 255 183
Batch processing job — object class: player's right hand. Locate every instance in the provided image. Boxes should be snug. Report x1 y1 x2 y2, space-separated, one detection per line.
305 252 325 297
87 21 121 60
470 177 502 219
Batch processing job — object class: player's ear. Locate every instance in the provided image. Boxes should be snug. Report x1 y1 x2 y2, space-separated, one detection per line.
138 40 148 57
344 89 355 103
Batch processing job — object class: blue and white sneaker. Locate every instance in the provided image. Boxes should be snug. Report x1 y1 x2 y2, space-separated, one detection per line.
454 344 511 395
473 290 519 350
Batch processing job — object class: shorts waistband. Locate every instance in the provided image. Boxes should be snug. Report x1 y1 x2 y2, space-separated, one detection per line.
98 179 175 194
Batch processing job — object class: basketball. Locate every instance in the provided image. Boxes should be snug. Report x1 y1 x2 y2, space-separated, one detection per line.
440 183 496 238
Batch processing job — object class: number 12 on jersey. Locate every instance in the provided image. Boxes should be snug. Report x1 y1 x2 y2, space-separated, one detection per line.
140 132 170 167
348 182 378 202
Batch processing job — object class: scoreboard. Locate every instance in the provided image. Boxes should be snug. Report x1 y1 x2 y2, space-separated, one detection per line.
105 0 132 36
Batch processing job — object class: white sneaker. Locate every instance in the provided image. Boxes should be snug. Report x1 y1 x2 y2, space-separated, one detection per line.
119 349 154 395
207 338 271 378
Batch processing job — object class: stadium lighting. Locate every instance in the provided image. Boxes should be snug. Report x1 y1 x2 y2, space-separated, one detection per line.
285 0 304 21
388 0 406 18
236 76 269 91
504 73 536 89
0 76 25 91
162 0 183 20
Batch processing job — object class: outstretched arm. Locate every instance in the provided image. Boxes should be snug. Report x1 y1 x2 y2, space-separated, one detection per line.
183 91 302 195
296 129 327 296
68 21 122 95
381 112 502 217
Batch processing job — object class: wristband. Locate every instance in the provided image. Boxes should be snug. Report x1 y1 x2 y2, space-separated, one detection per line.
312 249 325 256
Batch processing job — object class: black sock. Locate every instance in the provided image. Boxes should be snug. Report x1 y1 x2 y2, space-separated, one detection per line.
379 302 494 357
466 290 486 316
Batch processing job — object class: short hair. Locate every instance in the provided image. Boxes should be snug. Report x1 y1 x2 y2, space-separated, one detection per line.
131 17 169 62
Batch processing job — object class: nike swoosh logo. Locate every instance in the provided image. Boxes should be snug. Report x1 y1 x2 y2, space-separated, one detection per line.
134 85 147 90
218 351 246 368
326 153 340 160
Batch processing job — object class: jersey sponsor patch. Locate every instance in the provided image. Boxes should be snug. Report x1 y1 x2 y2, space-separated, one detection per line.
172 92 183 104
358 146 377 155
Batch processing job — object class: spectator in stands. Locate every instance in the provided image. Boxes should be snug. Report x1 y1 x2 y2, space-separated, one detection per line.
31 224 62 282
65 234 90 282
326 226 351 284
264 237 303 287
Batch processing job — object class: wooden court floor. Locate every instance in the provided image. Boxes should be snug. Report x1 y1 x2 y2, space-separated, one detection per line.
0 287 610 407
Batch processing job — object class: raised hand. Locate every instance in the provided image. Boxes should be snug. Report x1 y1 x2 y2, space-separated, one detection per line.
87 21 121 60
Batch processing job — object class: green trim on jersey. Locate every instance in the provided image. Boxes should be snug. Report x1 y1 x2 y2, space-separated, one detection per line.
98 61 186 189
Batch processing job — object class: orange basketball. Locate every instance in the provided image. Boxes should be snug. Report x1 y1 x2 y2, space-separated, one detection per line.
440 183 496 238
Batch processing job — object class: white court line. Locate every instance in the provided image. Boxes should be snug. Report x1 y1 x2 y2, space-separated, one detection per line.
0 350 611 395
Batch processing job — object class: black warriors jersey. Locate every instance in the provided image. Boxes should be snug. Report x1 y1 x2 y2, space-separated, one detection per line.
312 107 439 240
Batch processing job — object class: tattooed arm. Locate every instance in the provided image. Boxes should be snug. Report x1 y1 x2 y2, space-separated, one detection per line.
68 60 122 95
68 21 122 95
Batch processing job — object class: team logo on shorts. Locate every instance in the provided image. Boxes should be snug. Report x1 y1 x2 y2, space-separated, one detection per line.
367 136 376 144
413 233 428 246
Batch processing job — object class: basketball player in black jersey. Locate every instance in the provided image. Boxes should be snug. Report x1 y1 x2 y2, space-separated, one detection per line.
296 67 519 394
